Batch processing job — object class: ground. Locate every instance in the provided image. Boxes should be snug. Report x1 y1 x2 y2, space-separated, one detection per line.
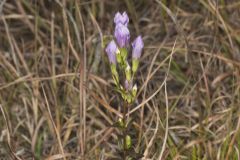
0 0 240 160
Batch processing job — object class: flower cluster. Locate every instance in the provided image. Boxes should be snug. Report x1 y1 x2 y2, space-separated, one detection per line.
105 12 144 104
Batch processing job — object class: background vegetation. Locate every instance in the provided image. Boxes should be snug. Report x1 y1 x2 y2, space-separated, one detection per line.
0 0 240 159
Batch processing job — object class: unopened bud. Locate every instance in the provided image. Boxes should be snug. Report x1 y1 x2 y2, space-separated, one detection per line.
126 94 132 104
132 84 137 97
125 64 131 81
124 80 132 91
125 135 132 150
118 118 124 128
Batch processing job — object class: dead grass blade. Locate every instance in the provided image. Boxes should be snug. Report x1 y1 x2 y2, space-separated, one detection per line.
0 105 22 160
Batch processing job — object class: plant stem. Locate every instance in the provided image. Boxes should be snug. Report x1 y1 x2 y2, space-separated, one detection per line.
122 101 128 160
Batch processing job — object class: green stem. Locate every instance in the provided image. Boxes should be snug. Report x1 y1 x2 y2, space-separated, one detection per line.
123 102 126 159
122 101 128 160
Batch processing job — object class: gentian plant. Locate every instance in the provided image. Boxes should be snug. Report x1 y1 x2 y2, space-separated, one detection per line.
105 11 144 160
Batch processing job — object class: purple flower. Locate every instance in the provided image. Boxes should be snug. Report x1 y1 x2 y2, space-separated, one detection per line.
132 36 144 59
124 79 133 91
114 12 129 26
114 23 130 48
105 40 118 64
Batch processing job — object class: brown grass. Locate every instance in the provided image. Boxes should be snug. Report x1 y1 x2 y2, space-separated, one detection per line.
0 0 240 159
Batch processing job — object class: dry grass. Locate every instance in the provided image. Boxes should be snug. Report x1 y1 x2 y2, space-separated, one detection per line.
0 0 240 159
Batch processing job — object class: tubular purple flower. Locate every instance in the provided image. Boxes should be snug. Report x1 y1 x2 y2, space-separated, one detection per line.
114 12 129 26
132 36 144 59
105 40 117 64
114 23 130 48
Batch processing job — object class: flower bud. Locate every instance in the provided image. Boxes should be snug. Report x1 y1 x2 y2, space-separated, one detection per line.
124 79 133 91
125 64 131 82
114 23 130 48
125 135 132 150
132 36 144 59
118 118 125 128
114 12 129 26
126 94 132 104
105 40 118 64
132 84 137 97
